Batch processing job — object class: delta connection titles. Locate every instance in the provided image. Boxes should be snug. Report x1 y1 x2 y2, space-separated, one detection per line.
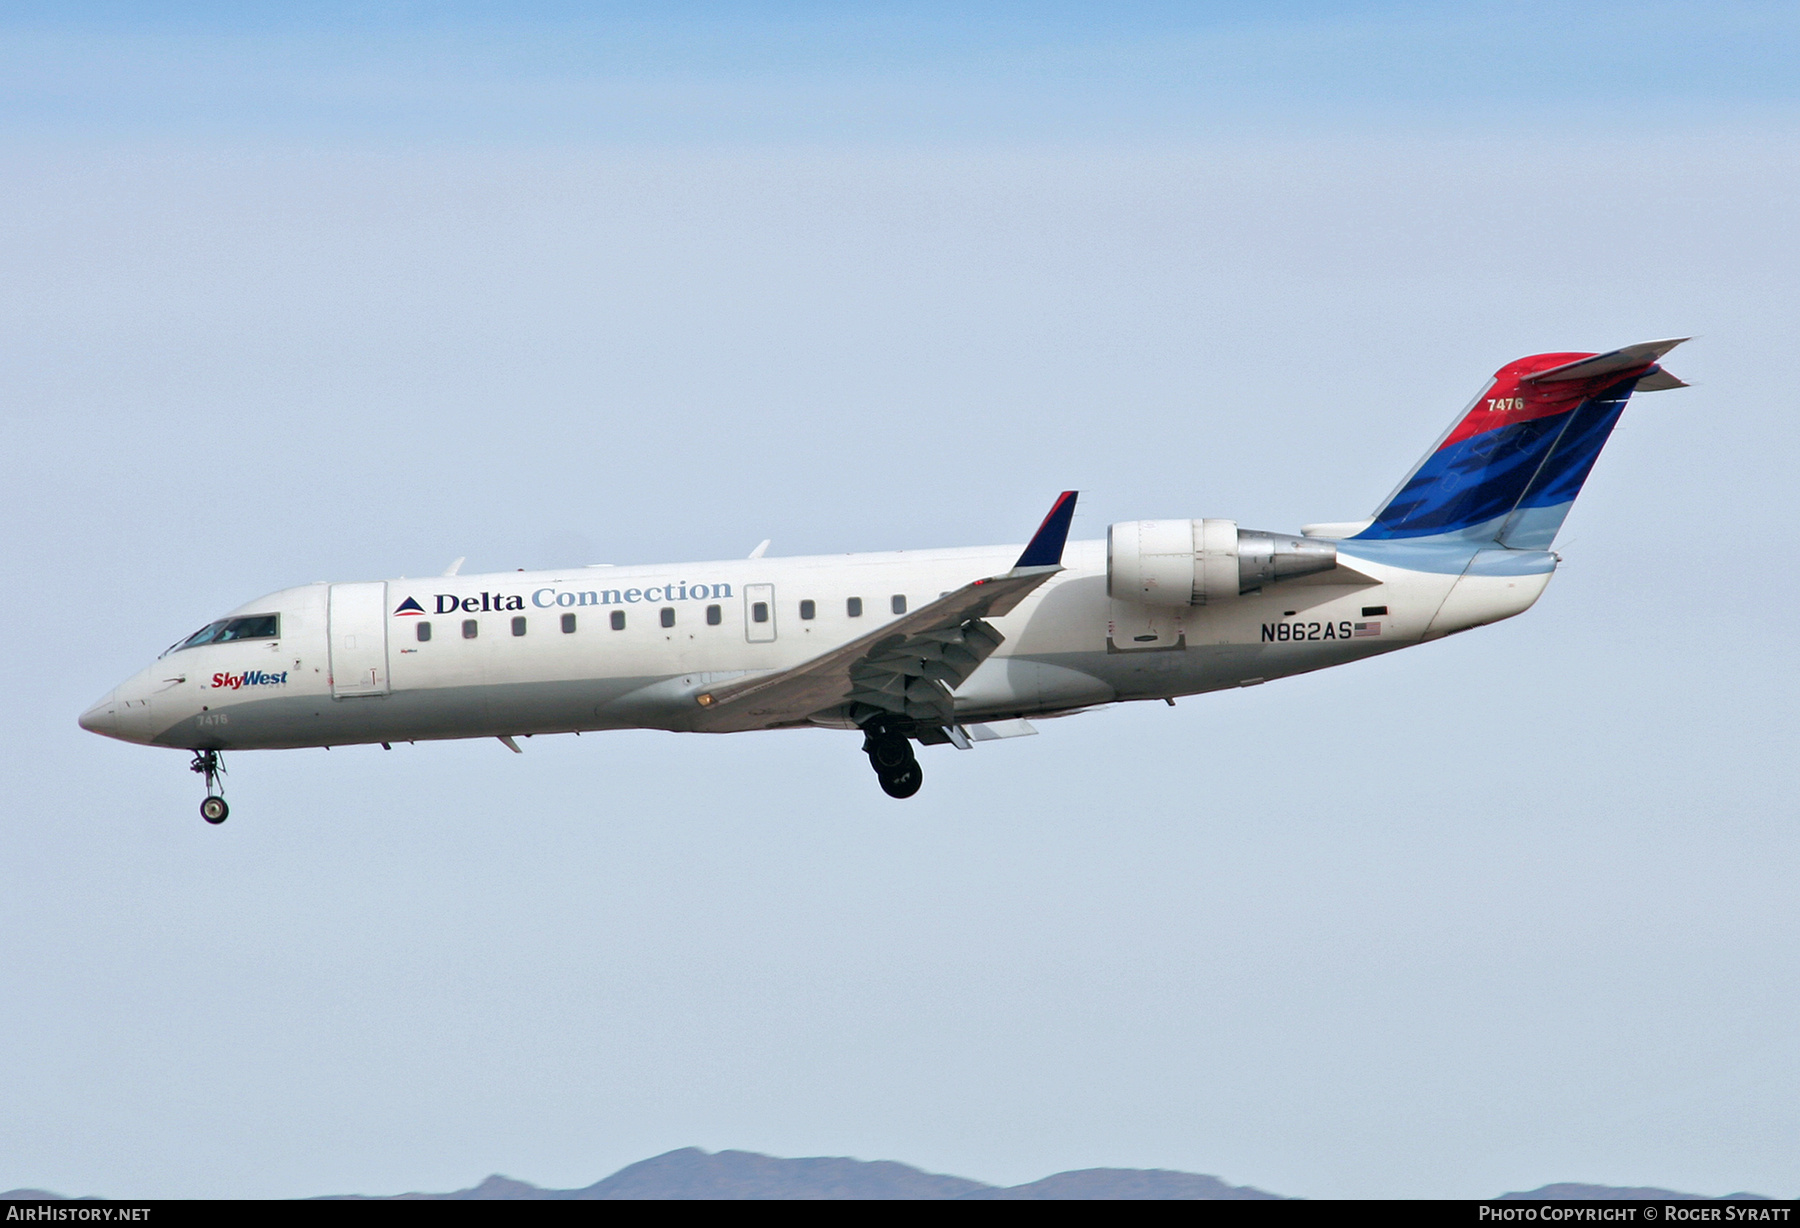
1479 1209 1789 1222
406 581 733 617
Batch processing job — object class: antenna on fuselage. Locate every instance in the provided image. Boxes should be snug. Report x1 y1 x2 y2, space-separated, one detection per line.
442 557 465 577
747 540 770 560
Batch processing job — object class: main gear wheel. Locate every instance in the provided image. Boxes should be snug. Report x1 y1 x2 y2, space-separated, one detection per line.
863 727 923 799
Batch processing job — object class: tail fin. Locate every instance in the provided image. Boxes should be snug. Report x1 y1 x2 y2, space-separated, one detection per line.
1352 339 1688 548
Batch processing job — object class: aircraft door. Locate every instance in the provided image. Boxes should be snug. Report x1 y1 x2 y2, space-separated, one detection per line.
744 583 776 643
328 582 391 698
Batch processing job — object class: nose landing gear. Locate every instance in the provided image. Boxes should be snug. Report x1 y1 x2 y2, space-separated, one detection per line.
189 749 228 824
863 727 924 799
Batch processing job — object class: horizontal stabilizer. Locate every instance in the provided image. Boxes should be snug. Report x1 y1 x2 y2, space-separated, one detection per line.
1524 337 1688 386
1633 367 1689 391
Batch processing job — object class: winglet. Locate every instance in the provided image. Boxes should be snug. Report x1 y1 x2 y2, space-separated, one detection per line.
1013 491 1078 569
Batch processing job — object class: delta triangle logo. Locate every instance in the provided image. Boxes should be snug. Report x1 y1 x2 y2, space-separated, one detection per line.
393 596 426 616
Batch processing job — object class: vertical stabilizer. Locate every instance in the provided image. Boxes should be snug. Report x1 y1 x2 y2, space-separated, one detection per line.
1353 340 1686 548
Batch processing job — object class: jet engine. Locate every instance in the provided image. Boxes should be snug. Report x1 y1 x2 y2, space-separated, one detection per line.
1107 519 1338 604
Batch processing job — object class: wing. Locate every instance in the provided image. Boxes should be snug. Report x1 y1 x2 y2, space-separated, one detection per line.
682 492 1078 734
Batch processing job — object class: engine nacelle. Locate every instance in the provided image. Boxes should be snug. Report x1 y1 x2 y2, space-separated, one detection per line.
1107 519 1338 605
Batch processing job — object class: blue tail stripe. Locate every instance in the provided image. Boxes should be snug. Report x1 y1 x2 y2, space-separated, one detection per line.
1510 381 1633 515
1354 414 1573 540
1356 375 1641 545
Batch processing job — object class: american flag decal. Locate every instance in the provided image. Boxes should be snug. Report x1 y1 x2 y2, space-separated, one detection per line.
1352 621 1381 638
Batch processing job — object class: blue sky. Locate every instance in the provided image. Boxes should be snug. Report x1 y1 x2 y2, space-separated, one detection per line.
2 1 1798 1202
4 3 1798 143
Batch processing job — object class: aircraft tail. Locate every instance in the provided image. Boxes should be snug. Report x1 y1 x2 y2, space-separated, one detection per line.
1351 339 1688 549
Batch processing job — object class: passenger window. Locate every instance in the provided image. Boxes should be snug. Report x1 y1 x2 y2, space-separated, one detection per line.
417 621 431 642
846 597 863 618
611 610 626 631
706 604 722 626
462 619 478 639
891 595 907 615
512 616 527 637
561 613 577 634
752 602 769 623
799 600 815 620
660 607 675 628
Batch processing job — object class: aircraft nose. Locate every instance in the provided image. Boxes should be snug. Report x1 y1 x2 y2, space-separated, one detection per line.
79 690 118 736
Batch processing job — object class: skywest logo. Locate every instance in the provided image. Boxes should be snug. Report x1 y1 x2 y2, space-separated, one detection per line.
211 670 289 690
394 584 734 618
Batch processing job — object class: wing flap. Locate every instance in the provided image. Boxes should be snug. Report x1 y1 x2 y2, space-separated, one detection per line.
686 566 1055 732
684 492 1078 734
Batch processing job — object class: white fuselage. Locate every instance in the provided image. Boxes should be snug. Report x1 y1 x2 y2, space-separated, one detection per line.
80 536 1554 753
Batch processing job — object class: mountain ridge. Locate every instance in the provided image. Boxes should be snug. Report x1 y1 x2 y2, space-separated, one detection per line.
325 1148 1281 1201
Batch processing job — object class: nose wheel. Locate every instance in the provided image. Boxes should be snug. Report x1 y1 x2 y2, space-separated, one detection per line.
863 728 924 799
189 749 229 824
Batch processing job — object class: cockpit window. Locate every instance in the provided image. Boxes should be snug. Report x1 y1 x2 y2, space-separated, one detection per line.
167 621 227 655
163 613 281 655
215 614 280 642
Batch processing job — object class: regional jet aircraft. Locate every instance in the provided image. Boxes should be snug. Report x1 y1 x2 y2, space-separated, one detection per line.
81 340 1687 821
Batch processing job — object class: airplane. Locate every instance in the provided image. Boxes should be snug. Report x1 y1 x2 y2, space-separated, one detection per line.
80 339 1687 822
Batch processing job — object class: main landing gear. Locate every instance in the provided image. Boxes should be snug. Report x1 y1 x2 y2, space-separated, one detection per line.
190 749 228 824
863 726 923 799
